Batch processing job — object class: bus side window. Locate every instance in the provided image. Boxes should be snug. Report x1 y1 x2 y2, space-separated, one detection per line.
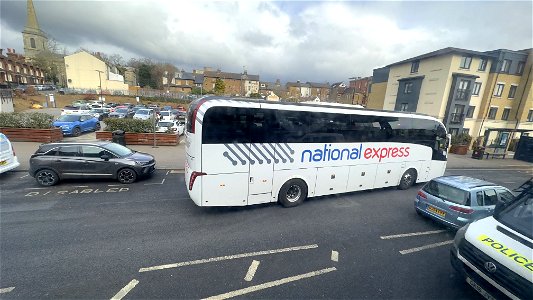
203 107 250 144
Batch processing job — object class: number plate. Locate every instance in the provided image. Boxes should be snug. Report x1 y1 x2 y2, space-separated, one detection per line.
0 160 6 166
466 277 496 300
427 205 446 217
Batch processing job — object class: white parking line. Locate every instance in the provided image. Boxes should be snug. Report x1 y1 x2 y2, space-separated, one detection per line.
107 184 122 187
170 170 184 174
19 174 29 179
110 279 139 300
143 178 165 185
244 260 260 282
503 182 516 184
166 170 170 175
331 250 338 262
139 244 319 272
24 187 48 190
380 230 447 240
202 267 337 300
399 240 454 255
0 287 15 294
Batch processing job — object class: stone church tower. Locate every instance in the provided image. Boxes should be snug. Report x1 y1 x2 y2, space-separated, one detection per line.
22 0 48 60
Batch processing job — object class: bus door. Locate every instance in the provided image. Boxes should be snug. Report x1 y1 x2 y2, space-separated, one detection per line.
247 109 275 205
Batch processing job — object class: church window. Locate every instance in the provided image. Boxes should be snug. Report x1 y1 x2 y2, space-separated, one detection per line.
30 38 36 48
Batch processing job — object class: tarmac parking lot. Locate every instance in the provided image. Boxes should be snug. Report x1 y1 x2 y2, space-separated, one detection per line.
0 168 531 299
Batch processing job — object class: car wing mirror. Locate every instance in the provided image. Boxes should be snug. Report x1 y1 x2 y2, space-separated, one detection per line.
493 199 507 217
100 154 110 161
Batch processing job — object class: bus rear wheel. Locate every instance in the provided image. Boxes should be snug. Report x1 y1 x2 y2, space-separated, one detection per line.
278 179 307 207
398 169 417 190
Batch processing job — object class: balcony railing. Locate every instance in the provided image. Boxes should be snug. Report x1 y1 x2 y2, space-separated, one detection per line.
455 89 470 100
450 113 465 124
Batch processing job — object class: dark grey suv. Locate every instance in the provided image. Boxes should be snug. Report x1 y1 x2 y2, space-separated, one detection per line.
29 142 156 186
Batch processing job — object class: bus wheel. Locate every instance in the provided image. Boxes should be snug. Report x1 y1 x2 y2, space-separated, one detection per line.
278 179 307 207
398 169 417 190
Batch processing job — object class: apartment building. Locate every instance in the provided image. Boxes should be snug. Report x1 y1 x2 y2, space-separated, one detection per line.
0 48 45 87
203 69 259 96
367 47 532 140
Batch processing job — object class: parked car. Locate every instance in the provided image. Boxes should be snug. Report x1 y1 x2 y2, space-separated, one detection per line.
90 108 110 121
72 100 89 106
156 120 184 135
29 142 156 186
133 109 154 120
162 105 172 111
108 107 134 118
450 178 532 300
159 110 174 121
53 114 100 136
61 105 91 115
0 133 20 174
414 176 514 229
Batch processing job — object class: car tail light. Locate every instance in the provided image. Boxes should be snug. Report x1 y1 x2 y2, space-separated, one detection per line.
417 191 427 199
191 98 208 134
189 171 206 191
449 205 473 214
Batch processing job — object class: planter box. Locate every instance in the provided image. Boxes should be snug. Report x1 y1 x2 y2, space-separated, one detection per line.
450 144 468 155
0 127 62 143
96 131 179 146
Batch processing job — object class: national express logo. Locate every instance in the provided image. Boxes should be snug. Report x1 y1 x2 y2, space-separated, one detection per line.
221 143 410 165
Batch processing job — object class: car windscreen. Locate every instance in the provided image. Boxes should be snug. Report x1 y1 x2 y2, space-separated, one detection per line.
57 115 80 122
90 109 103 113
423 180 470 205
158 122 173 127
137 110 151 115
101 143 133 157
161 111 171 116
115 108 128 113
495 192 533 239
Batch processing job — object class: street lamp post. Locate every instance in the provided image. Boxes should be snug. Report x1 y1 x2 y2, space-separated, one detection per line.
95 70 104 101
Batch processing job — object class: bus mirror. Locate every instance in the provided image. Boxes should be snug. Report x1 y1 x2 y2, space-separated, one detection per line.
446 134 452 148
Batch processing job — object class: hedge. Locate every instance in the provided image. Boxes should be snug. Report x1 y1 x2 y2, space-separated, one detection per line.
0 112 54 129
103 118 155 133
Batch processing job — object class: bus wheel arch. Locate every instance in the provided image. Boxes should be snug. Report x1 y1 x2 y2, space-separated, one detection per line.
398 168 417 190
278 178 308 208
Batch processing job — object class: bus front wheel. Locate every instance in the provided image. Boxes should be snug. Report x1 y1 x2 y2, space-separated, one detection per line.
278 179 308 208
398 169 417 190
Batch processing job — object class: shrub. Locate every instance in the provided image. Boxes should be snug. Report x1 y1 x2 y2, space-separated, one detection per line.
103 118 155 133
83 94 97 100
0 112 54 129
451 133 473 146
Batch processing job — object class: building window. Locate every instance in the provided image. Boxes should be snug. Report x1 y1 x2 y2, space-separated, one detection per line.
462 128 470 135
478 59 487 71
400 103 408 111
410 60 419 73
500 59 511 73
494 83 504 97
449 128 459 136
528 110 533 122
404 82 413 94
472 82 482 96
466 106 475 118
30 38 36 48
460 56 472 69
508 85 517 99
456 80 470 100
501 108 511 120
516 61 525 75
488 107 498 119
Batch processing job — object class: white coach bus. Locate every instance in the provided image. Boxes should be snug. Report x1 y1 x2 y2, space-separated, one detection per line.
185 97 449 207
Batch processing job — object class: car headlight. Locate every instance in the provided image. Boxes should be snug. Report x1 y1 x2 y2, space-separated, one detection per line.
61 125 70 129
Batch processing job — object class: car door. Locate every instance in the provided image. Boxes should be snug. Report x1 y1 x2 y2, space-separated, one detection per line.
54 145 84 178
478 188 498 218
80 145 114 178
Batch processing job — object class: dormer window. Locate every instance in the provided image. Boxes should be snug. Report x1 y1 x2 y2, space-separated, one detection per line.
410 60 419 73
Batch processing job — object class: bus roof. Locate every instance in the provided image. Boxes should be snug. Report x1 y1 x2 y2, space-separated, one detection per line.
194 96 440 121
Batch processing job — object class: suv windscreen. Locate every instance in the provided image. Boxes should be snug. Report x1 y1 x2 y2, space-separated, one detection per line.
57 115 80 122
495 191 533 239
101 143 133 157
423 180 470 205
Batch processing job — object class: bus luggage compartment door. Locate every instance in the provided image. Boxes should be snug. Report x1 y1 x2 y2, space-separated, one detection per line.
247 143 275 205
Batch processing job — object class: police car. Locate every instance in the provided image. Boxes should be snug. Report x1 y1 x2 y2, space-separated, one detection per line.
0 133 20 174
450 178 532 300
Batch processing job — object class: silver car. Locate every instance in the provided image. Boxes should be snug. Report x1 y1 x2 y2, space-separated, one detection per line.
414 176 514 229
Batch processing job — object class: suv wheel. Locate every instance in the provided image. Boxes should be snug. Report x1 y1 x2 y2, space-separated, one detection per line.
35 169 59 186
117 168 137 184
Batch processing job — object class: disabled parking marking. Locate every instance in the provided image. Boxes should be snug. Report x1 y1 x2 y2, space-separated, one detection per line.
110 279 139 300
399 240 454 255
24 187 130 197
19 174 29 179
139 244 319 272
0 286 15 294
202 267 337 300
331 250 339 262
244 260 260 282
380 230 447 240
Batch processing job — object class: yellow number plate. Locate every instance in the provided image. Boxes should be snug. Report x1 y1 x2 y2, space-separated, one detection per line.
427 205 446 217
0 160 7 166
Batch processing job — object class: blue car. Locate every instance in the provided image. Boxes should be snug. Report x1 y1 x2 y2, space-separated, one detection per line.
53 114 100 136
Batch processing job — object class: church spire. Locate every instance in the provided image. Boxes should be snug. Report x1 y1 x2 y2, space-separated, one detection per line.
26 0 40 31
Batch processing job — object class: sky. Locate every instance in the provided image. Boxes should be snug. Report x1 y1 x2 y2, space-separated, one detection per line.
1 0 532 83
